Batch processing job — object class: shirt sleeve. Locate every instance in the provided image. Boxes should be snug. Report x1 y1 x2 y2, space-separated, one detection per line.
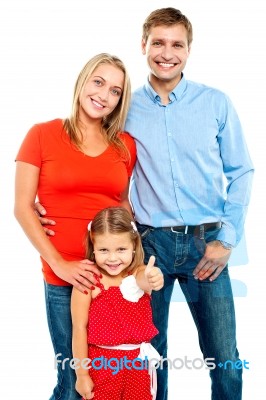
216 95 254 246
120 132 137 177
15 124 42 167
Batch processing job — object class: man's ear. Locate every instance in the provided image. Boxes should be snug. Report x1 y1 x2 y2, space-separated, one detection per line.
141 39 146 55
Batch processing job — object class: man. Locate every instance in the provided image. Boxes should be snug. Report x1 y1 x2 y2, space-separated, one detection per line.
38 7 253 399
125 7 253 400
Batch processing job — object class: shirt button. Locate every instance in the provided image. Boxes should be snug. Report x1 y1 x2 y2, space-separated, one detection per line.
168 132 172 136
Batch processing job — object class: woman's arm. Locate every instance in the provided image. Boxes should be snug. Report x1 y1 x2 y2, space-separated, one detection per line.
71 287 94 399
135 256 164 293
14 161 100 292
120 180 134 217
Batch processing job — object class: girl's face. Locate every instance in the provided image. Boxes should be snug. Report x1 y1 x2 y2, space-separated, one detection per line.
79 64 124 123
93 232 134 276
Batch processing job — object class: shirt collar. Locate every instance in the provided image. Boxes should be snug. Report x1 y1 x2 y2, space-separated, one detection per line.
144 73 187 103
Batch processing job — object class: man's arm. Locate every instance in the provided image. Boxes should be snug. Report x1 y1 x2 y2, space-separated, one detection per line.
194 94 254 281
35 201 56 236
216 94 254 247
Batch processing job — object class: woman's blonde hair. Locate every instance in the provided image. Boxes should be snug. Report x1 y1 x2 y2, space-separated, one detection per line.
64 53 131 156
86 207 144 275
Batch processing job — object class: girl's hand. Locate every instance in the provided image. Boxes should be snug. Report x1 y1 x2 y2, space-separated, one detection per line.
145 256 164 291
76 375 94 399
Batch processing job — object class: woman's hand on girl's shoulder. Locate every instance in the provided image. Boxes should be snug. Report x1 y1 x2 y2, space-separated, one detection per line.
53 259 101 293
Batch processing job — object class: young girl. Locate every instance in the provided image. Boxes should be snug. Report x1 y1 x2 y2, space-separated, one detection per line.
71 207 164 400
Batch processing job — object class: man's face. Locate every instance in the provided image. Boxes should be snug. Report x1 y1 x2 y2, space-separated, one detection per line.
142 24 190 88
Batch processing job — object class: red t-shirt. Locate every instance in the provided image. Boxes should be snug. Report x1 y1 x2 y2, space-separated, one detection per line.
16 119 136 285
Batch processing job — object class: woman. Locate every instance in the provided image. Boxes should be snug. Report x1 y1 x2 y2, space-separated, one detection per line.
14 53 136 400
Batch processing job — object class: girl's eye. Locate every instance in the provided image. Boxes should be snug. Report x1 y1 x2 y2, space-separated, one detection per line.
118 248 126 252
99 249 108 253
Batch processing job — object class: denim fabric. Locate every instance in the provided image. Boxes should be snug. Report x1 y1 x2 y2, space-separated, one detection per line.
44 282 81 400
137 224 242 400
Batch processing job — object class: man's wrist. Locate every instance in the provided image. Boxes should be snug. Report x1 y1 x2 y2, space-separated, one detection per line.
218 240 233 250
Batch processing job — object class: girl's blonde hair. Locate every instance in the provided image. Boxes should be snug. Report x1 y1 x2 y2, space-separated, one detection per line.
64 53 131 157
86 207 144 275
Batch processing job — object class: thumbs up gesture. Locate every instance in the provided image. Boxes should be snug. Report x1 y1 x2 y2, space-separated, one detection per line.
144 256 164 291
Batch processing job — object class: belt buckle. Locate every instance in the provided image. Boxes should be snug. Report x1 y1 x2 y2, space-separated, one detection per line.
171 226 188 234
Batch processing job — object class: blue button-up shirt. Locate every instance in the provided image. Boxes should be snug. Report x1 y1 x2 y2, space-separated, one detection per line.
125 75 254 247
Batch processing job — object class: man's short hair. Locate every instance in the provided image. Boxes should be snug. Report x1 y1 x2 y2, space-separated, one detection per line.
142 7 193 46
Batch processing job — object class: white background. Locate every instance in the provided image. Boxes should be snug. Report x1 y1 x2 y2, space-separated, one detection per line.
0 0 265 398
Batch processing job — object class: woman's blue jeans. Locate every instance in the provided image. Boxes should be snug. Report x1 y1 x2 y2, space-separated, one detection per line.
44 282 81 400
137 224 242 400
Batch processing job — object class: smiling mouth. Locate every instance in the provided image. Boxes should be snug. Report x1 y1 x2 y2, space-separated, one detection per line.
106 263 121 270
157 62 176 68
91 99 104 109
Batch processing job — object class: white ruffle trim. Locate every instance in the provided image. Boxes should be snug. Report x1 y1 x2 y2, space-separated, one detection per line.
119 275 144 302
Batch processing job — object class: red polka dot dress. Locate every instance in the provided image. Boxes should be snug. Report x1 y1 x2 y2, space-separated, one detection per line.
86 276 159 400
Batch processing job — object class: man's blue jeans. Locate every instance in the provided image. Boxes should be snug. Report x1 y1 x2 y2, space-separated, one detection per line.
44 282 81 400
137 224 242 400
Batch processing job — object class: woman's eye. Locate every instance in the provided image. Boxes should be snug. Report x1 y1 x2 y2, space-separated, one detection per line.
111 88 121 96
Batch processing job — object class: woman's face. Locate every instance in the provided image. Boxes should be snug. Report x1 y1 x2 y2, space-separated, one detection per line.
79 63 124 123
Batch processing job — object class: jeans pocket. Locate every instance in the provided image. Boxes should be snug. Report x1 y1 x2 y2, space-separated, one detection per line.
140 228 152 239
136 224 153 239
